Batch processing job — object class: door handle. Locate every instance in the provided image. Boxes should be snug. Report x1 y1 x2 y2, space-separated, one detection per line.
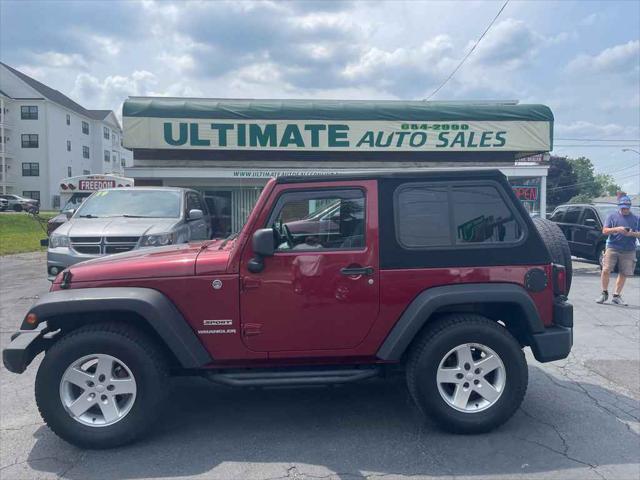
340 266 374 276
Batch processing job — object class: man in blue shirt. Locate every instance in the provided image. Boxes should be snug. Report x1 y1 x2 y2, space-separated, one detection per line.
597 195 640 305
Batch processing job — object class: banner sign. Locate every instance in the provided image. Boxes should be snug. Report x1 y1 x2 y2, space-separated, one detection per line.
78 179 116 190
124 118 551 152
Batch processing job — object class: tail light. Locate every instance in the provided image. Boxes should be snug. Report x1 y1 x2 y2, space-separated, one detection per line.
552 264 567 296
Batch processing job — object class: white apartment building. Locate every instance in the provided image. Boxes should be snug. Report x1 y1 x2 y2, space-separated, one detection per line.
0 62 132 210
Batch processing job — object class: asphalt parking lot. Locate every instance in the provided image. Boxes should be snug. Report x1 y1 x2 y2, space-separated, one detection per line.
1 253 638 480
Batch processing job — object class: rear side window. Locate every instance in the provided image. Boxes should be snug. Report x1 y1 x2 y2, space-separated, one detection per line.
453 186 521 244
395 182 524 248
396 185 450 247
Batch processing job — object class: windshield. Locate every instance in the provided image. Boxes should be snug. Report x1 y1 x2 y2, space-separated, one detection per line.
595 205 640 219
75 190 182 218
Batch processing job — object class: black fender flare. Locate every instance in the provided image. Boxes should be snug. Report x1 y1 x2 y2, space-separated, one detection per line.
23 287 211 368
376 283 544 361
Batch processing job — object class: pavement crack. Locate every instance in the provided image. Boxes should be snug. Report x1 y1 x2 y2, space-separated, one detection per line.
513 435 606 480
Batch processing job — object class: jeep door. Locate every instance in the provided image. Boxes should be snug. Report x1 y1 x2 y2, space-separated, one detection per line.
239 180 380 354
572 207 601 258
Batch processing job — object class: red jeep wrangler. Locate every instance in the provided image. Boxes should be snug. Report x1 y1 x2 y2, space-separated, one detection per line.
3 170 573 448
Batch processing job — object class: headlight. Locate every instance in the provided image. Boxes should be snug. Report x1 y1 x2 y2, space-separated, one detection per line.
140 232 175 247
49 233 69 248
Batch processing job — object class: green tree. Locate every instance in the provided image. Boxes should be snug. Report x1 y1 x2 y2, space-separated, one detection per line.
568 157 621 198
547 156 578 207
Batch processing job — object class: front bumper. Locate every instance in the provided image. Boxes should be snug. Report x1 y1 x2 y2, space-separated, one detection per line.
530 300 573 363
2 324 57 374
47 248 98 279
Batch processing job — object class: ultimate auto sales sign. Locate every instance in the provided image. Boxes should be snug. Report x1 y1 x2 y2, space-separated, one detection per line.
124 118 551 152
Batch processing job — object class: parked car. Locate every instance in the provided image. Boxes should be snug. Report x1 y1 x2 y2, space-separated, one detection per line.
0 197 8 211
46 187 212 278
549 202 640 271
0 194 39 213
46 193 91 236
3 170 573 449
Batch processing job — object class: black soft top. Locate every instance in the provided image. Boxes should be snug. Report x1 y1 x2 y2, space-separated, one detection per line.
276 169 506 184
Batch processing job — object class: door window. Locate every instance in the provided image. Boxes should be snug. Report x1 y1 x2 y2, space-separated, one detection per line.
549 208 565 222
581 208 598 226
186 192 203 212
562 207 582 224
267 189 365 250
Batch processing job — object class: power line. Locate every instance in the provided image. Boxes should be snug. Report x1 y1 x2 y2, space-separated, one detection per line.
556 138 640 142
554 144 640 148
548 172 640 192
425 0 509 101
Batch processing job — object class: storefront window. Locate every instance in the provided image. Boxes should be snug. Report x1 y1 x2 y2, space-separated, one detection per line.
508 177 541 217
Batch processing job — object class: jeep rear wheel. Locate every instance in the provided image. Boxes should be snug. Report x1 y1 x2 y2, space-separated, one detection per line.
407 314 527 433
35 323 168 449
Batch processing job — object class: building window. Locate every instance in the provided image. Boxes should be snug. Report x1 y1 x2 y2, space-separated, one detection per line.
53 195 60 209
21 134 39 148
21 106 38 120
112 131 117 143
103 127 110 139
66 114 70 125
22 191 40 202
67 166 72 177
121 158 126 167
104 150 110 162
22 162 40 176
82 121 89 134
83 169 90 175
67 140 71 151
83 146 90 159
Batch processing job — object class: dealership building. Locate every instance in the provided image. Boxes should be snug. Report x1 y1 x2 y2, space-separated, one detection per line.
123 98 552 238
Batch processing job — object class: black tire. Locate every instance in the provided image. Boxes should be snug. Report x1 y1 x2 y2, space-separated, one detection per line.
13 204 22 212
35 323 169 449
596 244 605 270
406 314 528 434
532 217 573 292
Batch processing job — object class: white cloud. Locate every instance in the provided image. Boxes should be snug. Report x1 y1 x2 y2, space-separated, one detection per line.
31 51 88 69
556 121 640 139
72 70 158 113
567 40 640 74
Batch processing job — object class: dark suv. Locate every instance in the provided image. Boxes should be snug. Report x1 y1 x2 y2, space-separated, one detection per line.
549 203 640 270
3 170 574 448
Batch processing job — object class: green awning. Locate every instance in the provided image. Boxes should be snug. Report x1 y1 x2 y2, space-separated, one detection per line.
124 97 553 122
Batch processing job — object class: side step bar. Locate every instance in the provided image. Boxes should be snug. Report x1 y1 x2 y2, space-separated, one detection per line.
207 367 381 387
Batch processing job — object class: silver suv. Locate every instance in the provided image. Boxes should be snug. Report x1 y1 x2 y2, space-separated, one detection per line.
47 187 211 278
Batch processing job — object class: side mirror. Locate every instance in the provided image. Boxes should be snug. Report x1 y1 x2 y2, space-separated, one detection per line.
64 209 75 218
188 209 203 221
252 228 275 257
248 228 276 273
584 218 597 228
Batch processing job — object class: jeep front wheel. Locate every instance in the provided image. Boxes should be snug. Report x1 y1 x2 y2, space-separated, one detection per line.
407 314 527 433
35 323 168 448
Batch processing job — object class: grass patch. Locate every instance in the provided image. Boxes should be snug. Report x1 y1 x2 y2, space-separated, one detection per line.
0 213 55 255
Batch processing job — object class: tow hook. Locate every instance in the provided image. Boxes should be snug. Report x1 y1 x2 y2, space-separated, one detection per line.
60 270 73 289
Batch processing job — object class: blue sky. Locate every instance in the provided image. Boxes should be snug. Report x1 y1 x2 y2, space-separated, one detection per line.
1 0 638 192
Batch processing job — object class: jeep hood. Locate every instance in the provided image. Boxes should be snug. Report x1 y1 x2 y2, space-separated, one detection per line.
56 240 230 283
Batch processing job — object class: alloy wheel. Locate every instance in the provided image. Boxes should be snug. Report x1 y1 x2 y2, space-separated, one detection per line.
436 343 506 413
59 354 137 427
